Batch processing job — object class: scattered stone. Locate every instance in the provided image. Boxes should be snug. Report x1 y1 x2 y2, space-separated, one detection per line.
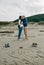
0 31 14 33
19 46 23 49
32 43 37 47
35 43 37 45
7 43 10 47
40 30 44 32
4 43 10 48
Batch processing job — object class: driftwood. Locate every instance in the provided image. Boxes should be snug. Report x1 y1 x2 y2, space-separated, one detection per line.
0 31 14 33
40 30 44 32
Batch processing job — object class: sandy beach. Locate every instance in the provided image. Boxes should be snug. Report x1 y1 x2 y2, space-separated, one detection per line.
0 23 44 65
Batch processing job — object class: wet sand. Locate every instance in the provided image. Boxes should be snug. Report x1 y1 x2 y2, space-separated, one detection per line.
0 23 44 65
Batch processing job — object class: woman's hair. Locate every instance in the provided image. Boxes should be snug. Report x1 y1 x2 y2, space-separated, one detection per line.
19 16 21 19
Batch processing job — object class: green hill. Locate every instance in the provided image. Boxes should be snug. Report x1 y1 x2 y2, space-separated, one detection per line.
13 14 44 23
0 14 44 25
27 14 44 22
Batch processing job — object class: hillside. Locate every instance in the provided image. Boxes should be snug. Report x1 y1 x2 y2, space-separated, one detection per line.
27 14 44 22
0 14 44 25
13 14 44 23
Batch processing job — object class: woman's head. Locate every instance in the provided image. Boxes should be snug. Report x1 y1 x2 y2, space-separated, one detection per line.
19 16 21 19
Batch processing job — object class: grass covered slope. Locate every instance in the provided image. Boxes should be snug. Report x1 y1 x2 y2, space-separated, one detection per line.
27 14 44 22
0 14 44 26
13 14 44 23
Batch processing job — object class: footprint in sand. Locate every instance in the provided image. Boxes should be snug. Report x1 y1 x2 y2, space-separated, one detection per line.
36 50 44 59
22 58 34 65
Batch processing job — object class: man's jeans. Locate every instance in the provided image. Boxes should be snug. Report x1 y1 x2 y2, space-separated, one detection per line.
18 27 23 39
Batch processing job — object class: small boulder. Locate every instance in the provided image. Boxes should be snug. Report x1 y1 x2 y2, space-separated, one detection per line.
19 46 23 49
4 43 10 48
32 43 37 47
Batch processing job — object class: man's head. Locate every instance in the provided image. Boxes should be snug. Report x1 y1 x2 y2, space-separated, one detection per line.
21 15 25 19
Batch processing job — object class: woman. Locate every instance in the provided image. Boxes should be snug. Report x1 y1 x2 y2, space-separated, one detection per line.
23 16 28 39
18 16 23 40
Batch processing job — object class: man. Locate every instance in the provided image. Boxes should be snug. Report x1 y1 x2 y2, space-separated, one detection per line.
22 16 28 39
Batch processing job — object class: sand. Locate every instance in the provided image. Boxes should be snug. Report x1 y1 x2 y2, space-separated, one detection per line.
0 23 44 65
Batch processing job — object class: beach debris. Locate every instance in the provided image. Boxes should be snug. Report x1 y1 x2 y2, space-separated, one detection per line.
32 43 37 47
40 30 44 32
4 43 10 48
19 46 23 49
0 31 14 33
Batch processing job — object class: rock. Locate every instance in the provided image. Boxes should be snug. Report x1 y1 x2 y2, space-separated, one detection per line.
5 44 7 48
32 43 37 47
7 43 10 47
35 43 37 45
19 46 23 49
5 43 10 48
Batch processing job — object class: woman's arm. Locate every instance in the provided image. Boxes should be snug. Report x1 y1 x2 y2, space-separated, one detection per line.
19 20 21 25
